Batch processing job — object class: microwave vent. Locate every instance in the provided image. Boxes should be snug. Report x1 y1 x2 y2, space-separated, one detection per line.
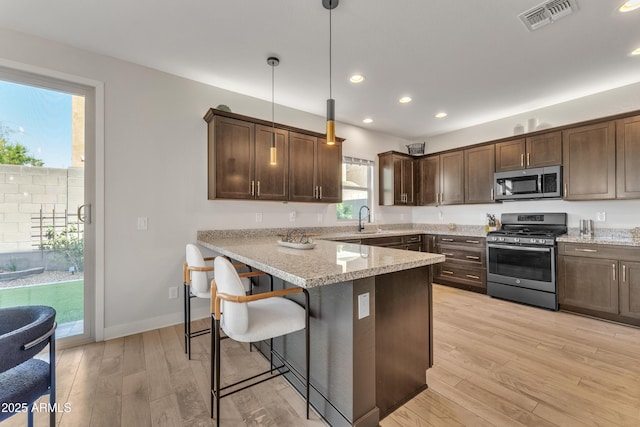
519 0 578 31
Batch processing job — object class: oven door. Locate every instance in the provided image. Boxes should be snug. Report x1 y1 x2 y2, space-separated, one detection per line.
487 243 556 292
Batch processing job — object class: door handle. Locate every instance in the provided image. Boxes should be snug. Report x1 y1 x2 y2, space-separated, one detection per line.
613 263 616 282
251 180 255 196
520 154 524 167
623 264 626 283
77 204 91 225
319 186 323 200
491 187 494 201
257 181 260 197
527 152 531 166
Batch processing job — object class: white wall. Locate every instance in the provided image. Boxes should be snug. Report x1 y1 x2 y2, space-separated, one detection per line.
0 27 409 338
412 82 640 229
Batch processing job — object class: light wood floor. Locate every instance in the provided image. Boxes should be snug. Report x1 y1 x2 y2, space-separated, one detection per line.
4 284 640 426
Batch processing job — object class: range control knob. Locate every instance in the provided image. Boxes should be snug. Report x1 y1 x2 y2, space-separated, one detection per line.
530 238 537 244
498 237 505 242
513 238 520 243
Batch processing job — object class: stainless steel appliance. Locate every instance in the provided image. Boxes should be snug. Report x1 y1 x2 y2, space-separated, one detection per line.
494 165 562 200
486 212 567 310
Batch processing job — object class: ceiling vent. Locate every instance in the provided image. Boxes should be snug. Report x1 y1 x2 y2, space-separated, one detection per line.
519 0 578 31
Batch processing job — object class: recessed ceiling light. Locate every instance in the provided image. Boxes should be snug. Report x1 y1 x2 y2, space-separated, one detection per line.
619 0 640 12
435 112 448 119
632 47 640 56
399 96 412 104
350 74 365 83
362 118 373 124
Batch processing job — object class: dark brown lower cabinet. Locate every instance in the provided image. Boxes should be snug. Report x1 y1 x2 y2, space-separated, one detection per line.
429 234 486 293
558 242 640 326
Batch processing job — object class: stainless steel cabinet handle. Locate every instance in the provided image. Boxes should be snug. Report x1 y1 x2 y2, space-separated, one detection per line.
491 188 494 201
564 183 568 197
257 181 260 197
527 152 531 166
466 240 480 244
520 153 524 167
442 270 454 275
466 255 480 260
319 186 323 200
441 238 454 242
466 274 480 280
251 180 255 196
442 252 454 256
575 248 597 253
623 264 626 283
613 264 616 282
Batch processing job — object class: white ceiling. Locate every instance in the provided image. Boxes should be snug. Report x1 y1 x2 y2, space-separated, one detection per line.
1 0 639 139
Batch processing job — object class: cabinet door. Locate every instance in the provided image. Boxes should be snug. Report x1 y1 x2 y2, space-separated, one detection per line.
495 138 525 172
392 155 405 204
255 125 289 201
211 116 255 199
440 151 464 205
378 153 395 206
417 156 439 206
464 144 495 204
401 157 416 205
317 139 342 203
563 121 616 200
289 132 317 202
620 261 640 320
558 255 618 314
526 131 562 168
616 115 640 199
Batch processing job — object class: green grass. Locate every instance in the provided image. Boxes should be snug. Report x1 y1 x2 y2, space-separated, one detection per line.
0 280 84 324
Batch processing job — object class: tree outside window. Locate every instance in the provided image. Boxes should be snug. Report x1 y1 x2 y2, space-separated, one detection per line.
337 157 373 220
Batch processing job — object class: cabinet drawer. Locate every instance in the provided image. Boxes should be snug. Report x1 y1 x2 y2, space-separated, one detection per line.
364 236 404 247
435 263 486 288
403 234 422 244
436 244 484 265
559 243 640 261
436 235 484 246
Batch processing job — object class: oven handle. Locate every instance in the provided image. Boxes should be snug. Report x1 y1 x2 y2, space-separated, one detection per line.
487 244 551 253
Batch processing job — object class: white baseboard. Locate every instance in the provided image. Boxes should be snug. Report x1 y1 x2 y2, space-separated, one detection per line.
102 306 211 341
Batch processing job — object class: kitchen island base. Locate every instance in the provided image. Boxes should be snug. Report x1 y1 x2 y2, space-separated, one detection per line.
254 266 433 427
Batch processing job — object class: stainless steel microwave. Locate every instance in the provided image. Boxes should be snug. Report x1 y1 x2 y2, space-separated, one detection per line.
494 165 562 200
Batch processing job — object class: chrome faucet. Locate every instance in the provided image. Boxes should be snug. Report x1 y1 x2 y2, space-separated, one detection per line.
358 205 371 232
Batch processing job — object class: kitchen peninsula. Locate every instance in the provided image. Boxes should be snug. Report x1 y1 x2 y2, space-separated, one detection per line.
197 230 445 427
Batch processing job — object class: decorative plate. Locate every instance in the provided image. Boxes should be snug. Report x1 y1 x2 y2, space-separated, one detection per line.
277 240 316 250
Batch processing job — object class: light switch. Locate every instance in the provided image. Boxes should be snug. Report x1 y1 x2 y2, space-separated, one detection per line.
137 217 148 230
358 293 370 319
255 213 263 223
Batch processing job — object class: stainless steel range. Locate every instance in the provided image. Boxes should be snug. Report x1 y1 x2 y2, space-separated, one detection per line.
486 212 567 310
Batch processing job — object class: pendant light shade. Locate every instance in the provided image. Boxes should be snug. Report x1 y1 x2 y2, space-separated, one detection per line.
323 0 339 145
267 56 279 165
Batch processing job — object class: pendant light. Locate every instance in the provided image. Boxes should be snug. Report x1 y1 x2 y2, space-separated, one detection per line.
323 0 338 145
267 56 279 165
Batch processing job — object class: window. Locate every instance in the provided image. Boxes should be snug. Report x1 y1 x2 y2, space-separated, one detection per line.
336 156 374 220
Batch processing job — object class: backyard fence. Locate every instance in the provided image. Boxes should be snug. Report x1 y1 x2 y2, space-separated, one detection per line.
31 207 84 250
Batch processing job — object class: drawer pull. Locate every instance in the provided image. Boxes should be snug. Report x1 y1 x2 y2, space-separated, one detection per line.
623 264 626 283
441 238 454 242
442 252 454 256
465 240 480 244
613 264 616 282
465 274 480 280
442 270 454 275
575 248 597 253
465 255 480 260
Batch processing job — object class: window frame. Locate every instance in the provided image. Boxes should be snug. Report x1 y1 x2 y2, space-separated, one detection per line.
337 156 374 222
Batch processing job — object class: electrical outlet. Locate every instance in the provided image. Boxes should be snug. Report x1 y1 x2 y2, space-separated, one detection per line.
137 217 148 230
289 211 296 222
317 213 323 223
255 213 263 223
596 212 606 222
169 287 178 299
358 293 370 319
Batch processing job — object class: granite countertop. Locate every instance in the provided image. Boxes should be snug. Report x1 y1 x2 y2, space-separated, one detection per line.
197 236 445 288
557 234 640 247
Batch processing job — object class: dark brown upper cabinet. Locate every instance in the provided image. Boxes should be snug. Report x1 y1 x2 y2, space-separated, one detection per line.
378 152 416 205
464 144 496 204
289 132 342 203
495 131 562 172
563 121 616 200
616 114 640 199
417 152 464 206
204 108 343 203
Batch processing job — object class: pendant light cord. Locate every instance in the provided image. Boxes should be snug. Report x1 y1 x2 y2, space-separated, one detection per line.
272 61 275 131
329 3 332 99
